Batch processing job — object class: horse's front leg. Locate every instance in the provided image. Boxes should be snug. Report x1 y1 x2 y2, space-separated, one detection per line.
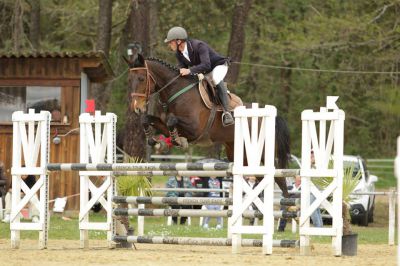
141 114 169 146
166 114 188 149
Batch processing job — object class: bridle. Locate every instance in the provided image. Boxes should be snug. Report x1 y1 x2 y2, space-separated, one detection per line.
130 61 182 101
130 61 200 112
129 62 156 100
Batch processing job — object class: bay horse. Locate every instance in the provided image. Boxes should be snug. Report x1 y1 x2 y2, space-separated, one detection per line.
127 53 290 197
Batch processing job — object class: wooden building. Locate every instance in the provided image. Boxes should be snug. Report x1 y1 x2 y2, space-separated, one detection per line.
0 51 114 210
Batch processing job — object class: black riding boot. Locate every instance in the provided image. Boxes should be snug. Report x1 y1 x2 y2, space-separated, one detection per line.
216 81 234 126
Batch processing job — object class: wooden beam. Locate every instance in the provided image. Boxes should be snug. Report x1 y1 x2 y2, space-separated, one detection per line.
0 79 80 87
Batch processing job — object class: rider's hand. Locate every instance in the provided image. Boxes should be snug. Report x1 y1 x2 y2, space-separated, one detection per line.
180 68 191 76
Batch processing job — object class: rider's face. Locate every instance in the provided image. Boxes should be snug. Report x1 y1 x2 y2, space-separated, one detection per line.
168 40 178 51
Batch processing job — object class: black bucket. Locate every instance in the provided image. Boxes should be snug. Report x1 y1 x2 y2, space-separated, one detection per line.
342 233 358 256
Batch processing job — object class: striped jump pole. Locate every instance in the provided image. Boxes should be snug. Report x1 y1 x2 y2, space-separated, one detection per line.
112 196 300 207
113 208 299 219
112 168 299 177
46 162 232 171
113 170 229 177
46 163 300 178
113 236 299 248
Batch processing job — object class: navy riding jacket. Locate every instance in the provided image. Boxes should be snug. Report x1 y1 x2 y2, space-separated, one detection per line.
175 39 227 75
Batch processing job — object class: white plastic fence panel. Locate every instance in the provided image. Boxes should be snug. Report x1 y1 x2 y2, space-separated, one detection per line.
300 96 344 256
78 111 117 248
10 109 50 249
231 103 276 255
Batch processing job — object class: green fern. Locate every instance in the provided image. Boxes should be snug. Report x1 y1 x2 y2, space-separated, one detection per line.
312 160 360 203
116 156 153 197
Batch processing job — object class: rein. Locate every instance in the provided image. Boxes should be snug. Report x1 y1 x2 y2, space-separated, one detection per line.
131 63 200 112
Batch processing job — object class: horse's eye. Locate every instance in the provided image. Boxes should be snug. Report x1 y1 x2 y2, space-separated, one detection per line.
138 76 145 82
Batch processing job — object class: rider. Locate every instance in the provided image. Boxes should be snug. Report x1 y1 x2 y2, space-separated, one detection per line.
164 26 234 127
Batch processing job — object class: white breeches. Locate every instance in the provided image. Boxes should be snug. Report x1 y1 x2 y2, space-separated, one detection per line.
211 64 228 85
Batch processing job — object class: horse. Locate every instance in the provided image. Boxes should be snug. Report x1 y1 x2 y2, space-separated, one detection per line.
127 53 291 197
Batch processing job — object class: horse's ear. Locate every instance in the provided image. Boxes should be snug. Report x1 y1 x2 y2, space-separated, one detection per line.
137 54 145 66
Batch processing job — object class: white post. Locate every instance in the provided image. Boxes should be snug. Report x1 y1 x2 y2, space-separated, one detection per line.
38 111 51 249
300 111 311 255
79 113 89 248
106 112 117 248
138 189 144 236
227 184 233 238
389 188 396 245
263 105 276 255
332 110 344 256
11 111 22 249
395 136 400 265
231 106 244 254
291 219 297 233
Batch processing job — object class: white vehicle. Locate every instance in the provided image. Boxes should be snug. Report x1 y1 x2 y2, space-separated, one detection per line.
345 155 378 226
288 154 378 226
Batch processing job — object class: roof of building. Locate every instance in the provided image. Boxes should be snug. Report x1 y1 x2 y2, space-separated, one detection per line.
0 50 114 82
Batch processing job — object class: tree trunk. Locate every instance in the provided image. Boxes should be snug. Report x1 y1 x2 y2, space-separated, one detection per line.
29 0 40 50
280 61 292 114
343 201 352 235
121 0 156 160
96 0 113 55
12 0 24 52
225 0 253 85
131 0 151 56
90 0 113 113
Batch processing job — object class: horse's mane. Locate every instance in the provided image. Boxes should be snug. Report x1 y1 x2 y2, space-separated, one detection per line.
145 57 198 81
146 57 179 73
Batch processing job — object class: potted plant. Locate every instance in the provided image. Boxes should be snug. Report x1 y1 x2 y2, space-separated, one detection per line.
115 155 152 248
314 164 361 256
340 165 361 255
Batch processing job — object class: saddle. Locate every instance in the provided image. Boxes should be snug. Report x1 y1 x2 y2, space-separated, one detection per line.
198 76 243 111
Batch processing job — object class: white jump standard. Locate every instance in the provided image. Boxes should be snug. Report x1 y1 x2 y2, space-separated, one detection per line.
10 97 345 256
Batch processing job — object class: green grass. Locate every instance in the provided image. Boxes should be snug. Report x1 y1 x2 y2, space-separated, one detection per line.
374 171 396 189
0 167 394 246
0 206 394 245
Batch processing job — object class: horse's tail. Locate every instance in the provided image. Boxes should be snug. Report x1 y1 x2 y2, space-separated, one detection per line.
275 116 291 169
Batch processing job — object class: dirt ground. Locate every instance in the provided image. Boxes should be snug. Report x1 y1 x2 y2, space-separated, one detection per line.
0 239 395 266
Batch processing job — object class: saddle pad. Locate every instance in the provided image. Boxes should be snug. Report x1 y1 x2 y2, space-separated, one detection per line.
198 83 243 111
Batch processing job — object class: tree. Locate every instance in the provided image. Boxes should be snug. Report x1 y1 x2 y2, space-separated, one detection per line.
29 0 40 50
90 0 113 113
225 0 253 85
12 0 24 52
122 0 156 159
96 0 113 55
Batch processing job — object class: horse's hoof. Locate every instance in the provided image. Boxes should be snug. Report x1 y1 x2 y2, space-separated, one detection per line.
172 137 189 150
148 138 157 146
178 137 189 150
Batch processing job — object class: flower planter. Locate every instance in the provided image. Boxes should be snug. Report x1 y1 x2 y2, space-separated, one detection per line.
342 233 358 256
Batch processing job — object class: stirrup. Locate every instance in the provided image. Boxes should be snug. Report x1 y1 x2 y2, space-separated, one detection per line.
222 112 234 127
